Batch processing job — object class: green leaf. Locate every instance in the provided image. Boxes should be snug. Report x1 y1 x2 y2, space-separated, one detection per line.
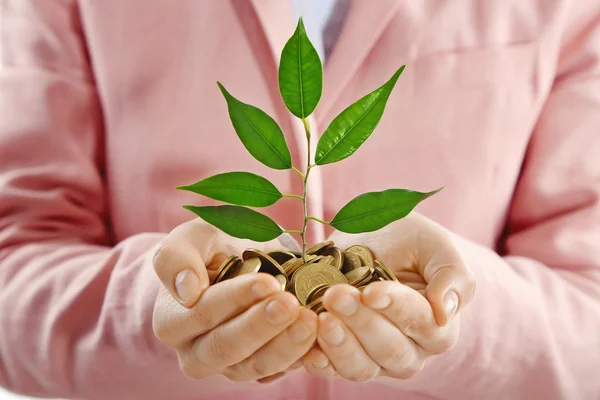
315 65 405 165
177 172 283 207
217 82 292 170
183 205 283 242
278 17 323 118
330 187 443 234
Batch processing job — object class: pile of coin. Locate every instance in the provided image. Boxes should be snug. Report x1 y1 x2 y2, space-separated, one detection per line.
211 241 398 314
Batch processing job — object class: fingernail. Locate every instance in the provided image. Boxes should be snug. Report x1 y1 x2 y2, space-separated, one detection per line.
175 269 201 305
313 356 330 369
332 294 357 316
322 324 345 347
265 300 292 325
444 290 459 319
252 281 278 300
368 294 391 310
288 322 313 344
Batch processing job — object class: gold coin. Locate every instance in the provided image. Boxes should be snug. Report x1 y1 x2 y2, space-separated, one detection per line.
321 247 343 270
306 241 333 256
306 255 324 264
290 251 303 258
213 255 239 283
259 254 287 276
344 266 371 286
227 257 261 279
356 268 375 286
274 274 287 291
242 248 265 261
313 304 326 314
306 283 329 304
307 284 330 303
321 255 336 267
281 257 300 272
374 259 398 282
284 258 305 276
374 265 393 281
244 248 286 276
269 250 297 265
342 251 362 273
293 263 347 305
345 245 374 267
305 297 322 310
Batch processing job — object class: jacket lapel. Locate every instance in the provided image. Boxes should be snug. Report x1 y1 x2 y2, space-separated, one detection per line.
248 0 295 66
319 0 401 122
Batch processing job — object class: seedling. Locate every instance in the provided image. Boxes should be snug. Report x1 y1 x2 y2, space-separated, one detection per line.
178 18 441 261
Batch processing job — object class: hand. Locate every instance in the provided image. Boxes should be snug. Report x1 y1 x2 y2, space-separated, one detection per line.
302 213 476 381
152 219 317 381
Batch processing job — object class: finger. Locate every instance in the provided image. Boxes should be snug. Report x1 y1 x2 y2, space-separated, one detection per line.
302 347 336 378
362 281 459 355
287 359 303 371
425 265 475 327
191 291 300 370
153 239 209 307
316 312 381 382
232 308 317 380
323 284 423 378
257 372 286 384
417 228 476 326
153 273 282 346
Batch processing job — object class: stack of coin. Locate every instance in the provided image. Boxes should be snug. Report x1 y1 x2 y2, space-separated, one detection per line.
211 241 399 314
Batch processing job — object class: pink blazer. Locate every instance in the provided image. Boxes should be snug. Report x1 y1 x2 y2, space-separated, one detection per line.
1 1 599 399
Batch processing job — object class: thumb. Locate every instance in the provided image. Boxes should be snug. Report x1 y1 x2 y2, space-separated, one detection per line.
153 239 210 308
422 240 476 326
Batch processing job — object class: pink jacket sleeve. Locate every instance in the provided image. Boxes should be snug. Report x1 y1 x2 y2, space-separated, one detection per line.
385 7 600 400
0 2 251 398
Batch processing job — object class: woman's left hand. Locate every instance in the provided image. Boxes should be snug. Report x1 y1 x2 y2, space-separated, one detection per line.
302 213 476 381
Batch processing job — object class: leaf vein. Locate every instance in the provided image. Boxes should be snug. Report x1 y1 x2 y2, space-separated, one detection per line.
206 210 281 233
297 23 305 118
333 200 414 225
196 185 279 196
238 108 289 167
317 83 392 164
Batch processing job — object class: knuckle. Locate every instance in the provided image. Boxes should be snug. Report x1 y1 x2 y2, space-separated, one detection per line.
434 332 458 354
396 360 425 379
387 296 407 321
152 296 177 344
177 352 202 379
465 273 477 298
152 243 170 273
244 358 274 380
345 366 380 383
223 369 252 382
383 345 411 369
190 307 214 332
399 316 422 334
152 318 170 343
204 327 234 366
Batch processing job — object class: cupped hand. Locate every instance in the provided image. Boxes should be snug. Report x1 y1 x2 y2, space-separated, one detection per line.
302 213 476 381
152 219 317 381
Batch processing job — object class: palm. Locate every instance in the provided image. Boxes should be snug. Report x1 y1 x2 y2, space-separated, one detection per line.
327 213 452 295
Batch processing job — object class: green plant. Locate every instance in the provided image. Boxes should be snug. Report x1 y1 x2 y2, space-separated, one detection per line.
178 18 441 262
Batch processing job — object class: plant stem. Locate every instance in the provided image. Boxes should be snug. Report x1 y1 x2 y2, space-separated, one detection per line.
307 216 330 225
301 118 312 263
292 167 305 179
283 229 303 234
282 193 303 200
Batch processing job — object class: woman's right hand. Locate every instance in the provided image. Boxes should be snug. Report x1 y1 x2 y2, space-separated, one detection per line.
152 219 317 381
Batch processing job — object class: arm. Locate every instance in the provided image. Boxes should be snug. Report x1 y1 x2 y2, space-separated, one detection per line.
0 2 251 398
389 5 600 399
